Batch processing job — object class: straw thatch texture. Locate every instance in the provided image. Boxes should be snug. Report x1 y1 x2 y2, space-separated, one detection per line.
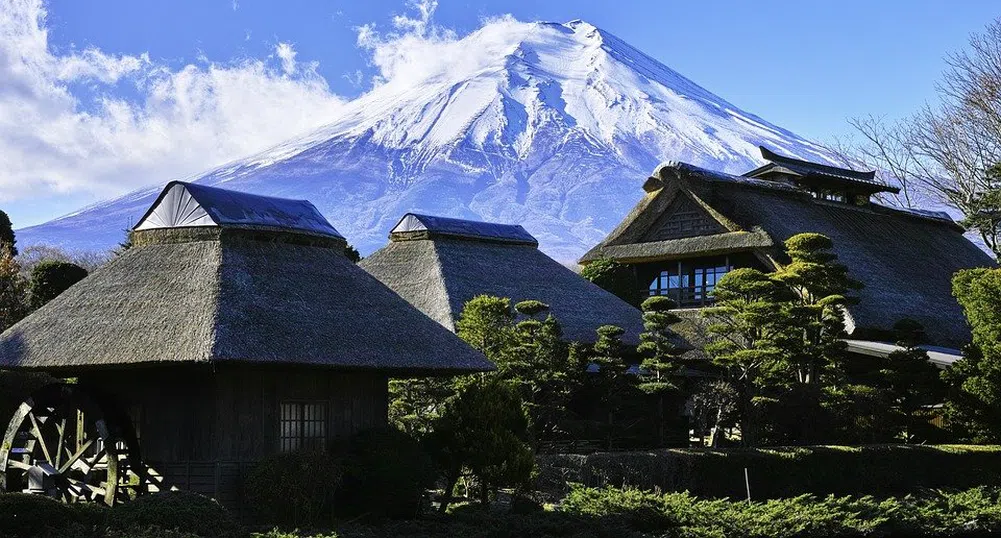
0 229 492 373
582 162 997 348
361 236 646 345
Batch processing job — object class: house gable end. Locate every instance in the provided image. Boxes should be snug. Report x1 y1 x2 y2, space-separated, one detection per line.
640 192 726 242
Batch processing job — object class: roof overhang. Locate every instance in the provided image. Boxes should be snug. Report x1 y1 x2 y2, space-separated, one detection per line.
843 339 962 369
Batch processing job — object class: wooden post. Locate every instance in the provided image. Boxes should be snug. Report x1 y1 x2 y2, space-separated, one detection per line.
744 467 751 502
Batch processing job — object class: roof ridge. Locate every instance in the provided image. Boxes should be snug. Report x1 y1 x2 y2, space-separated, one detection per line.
426 240 459 332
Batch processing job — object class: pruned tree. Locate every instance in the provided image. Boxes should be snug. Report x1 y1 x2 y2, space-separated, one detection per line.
636 296 684 446
456 294 516 360
772 233 862 385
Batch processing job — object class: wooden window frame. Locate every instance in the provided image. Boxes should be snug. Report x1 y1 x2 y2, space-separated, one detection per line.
279 400 328 453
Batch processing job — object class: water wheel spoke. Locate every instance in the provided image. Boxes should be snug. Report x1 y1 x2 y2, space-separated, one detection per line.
58 438 95 474
8 460 31 471
54 418 66 468
27 412 54 465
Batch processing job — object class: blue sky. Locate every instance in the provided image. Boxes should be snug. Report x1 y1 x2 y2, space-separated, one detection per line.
3 0 1000 227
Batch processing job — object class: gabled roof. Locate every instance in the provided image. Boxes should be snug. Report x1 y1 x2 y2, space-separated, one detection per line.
135 181 344 239
746 146 899 194
0 185 491 374
362 215 645 345
389 213 537 245
582 161 996 349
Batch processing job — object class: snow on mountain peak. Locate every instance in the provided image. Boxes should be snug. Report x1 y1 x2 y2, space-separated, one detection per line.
17 17 840 262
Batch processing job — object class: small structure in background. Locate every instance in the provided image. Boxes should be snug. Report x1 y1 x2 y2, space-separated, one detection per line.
581 146 995 352
360 212 646 344
0 182 491 507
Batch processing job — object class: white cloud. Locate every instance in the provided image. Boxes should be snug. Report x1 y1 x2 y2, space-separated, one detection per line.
0 0 345 219
274 42 297 75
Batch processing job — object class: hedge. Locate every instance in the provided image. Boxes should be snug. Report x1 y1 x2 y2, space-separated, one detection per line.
536 444 1001 500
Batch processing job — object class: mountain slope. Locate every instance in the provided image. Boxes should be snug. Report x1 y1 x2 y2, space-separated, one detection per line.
18 19 838 262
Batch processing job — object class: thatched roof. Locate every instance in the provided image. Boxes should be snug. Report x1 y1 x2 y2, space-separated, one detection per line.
582 161 997 349
360 215 646 345
0 186 492 374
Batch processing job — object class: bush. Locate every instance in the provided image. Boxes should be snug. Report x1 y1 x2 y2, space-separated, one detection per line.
0 493 82 538
244 450 340 527
580 257 640 306
109 491 241 537
336 427 435 519
27 260 88 309
537 444 1001 501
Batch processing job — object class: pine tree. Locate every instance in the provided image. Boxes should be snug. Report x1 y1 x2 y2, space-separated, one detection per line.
27 261 88 309
455 295 516 361
636 296 683 446
702 268 790 445
590 324 635 449
0 211 16 258
877 319 945 442
580 257 640 306
772 233 862 385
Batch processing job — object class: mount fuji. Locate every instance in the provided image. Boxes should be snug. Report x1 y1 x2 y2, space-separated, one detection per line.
17 19 840 262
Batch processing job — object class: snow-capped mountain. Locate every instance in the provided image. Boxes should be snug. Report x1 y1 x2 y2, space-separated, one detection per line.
18 19 839 262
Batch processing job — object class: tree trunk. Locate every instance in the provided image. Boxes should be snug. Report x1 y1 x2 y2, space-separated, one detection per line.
439 470 461 514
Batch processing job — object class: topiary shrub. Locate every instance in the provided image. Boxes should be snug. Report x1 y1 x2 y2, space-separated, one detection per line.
0 493 82 538
244 449 340 527
109 491 240 537
336 427 435 519
28 260 88 309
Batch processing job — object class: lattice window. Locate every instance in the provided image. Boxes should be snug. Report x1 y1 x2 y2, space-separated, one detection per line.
279 401 327 452
644 196 721 241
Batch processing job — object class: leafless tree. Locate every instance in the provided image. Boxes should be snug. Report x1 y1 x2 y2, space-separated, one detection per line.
843 19 1001 257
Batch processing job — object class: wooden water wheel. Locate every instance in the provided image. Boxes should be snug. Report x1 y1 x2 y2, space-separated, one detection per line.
0 383 145 505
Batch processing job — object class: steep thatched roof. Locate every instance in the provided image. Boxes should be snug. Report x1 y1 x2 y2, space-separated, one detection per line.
360 214 646 345
0 187 491 374
582 161 997 349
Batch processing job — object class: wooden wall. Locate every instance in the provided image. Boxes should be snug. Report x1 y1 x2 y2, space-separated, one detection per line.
81 364 389 508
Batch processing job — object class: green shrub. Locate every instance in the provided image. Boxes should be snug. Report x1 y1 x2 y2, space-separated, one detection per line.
336 427 434 519
244 450 340 527
28 260 88 309
0 493 81 538
109 491 241 537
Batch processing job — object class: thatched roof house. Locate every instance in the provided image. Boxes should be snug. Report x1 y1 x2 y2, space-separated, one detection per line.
0 181 492 374
360 213 646 344
581 148 996 349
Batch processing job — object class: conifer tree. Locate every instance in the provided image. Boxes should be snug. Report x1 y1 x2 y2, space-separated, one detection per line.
590 324 635 449
877 319 945 441
772 233 862 385
0 211 16 258
637 296 684 446
456 294 516 362
0 244 26 333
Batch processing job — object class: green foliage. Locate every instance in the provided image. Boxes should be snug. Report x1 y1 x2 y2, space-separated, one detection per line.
429 377 535 510
580 257 639 306
0 493 82 538
244 450 340 527
636 296 682 396
0 210 15 257
388 376 455 437
945 268 1001 442
959 164 1001 258
514 300 549 317
337 427 435 519
456 295 516 360
28 259 88 309
559 484 1001 538
876 320 945 441
109 491 241 537
0 243 27 332
344 244 361 263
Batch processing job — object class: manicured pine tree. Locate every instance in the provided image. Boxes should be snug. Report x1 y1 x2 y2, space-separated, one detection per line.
702 268 790 446
636 296 684 446
456 294 516 362
590 324 634 449
772 233 862 385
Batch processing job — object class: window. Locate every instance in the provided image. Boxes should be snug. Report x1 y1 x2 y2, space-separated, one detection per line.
280 401 327 452
812 190 848 203
647 257 731 307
